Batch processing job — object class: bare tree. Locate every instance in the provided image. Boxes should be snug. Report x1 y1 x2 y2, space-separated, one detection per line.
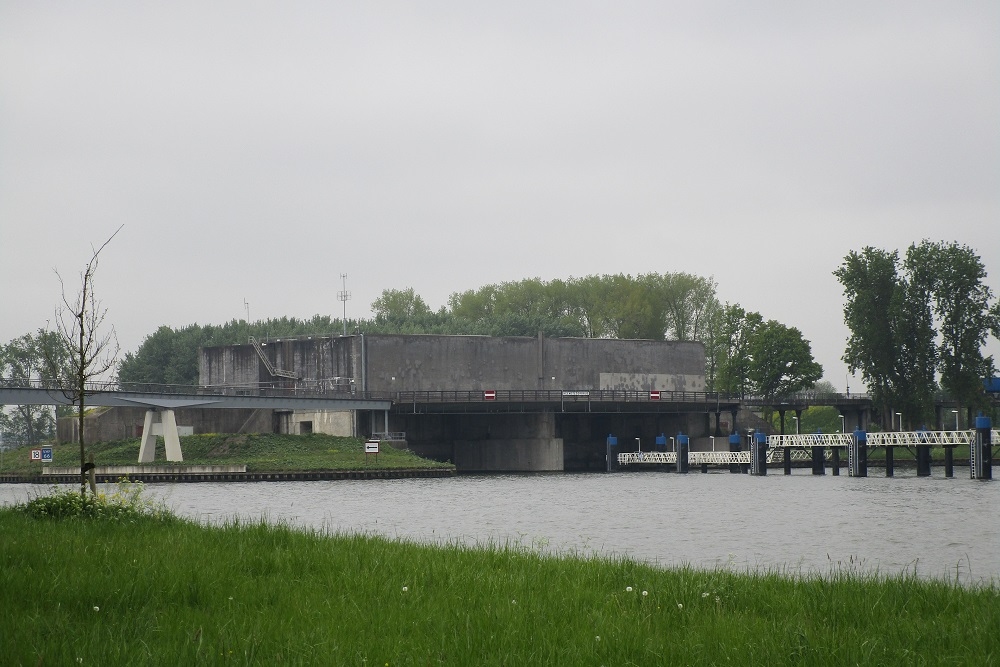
49 226 123 497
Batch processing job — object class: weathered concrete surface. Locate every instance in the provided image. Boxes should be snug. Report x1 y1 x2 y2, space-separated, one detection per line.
454 438 564 472
199 333 706 394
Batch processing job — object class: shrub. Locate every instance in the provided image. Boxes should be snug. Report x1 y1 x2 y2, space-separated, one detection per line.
18 479 176 522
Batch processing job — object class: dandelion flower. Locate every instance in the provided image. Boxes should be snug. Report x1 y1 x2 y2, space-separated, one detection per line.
625 586 632 592
702 592 709 598
677 603 683 610
511 599 517 605
595 636 601 642
93 606 99 612
402 586 408 592
642 590 648 597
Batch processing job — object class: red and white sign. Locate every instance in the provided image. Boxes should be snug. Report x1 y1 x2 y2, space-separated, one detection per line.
30 449 42 461
483 390 496 401
649 390 661 400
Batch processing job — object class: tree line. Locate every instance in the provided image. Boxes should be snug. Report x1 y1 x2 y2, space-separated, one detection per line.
106 273 823 400
835 240 1000 428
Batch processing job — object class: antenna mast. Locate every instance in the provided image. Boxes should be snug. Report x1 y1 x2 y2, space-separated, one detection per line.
337 273 351 336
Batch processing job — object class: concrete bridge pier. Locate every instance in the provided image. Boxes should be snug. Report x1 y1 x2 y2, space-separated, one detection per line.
453 412 563 472
397 412 564 472
137 409 183 463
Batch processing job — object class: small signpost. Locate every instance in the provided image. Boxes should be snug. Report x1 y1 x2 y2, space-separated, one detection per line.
30 449 42 461
365 439 380 464
41 447 53 462
649 390 661 400
483 390 496 401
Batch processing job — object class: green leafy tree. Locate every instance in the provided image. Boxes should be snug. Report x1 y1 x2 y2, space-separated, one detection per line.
747 320 823 401
908 240 999 412
716 305 762 398
0 330 68 444
834 247 904 426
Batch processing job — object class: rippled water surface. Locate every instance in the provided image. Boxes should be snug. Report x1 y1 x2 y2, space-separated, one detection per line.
3 471 997 583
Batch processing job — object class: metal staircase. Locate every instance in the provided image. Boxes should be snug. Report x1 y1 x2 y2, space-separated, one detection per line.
249 337 299 380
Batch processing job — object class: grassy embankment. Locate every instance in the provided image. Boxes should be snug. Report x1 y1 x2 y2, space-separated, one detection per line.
1 488 997 666
1 433 452 476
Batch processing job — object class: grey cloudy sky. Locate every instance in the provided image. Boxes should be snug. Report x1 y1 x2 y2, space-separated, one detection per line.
2 1 998 391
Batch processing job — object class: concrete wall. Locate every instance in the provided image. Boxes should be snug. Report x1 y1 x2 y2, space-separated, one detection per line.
199 333 706 394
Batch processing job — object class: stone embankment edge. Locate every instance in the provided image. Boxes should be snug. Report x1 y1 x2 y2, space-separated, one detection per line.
0 468 456 484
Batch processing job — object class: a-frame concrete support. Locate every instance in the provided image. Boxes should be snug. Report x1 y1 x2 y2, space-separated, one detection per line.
137 409 184 463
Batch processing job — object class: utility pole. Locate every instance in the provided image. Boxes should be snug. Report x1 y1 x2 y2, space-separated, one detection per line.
338 274 351 336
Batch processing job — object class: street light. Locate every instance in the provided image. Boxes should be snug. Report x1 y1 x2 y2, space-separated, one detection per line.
896 412 902 431
670 436 676 452
952 409 959 431
635 437 641 454
839 415 846 433
709 435 716 452
792 416 799 434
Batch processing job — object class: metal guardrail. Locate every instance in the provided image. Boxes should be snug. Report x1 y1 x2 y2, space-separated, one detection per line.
387 389 727 403
768 430 999 448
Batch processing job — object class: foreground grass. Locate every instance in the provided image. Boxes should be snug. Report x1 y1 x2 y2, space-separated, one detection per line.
1 509 997 665
3 433 452 475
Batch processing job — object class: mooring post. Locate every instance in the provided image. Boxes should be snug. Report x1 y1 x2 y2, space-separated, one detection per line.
606 434 618 473
831 446 840 476
944 445 954 478
916 426 931 477
729 433 741 474
783 444 792 475
971 415 992 480
676 433 689 474
848 429 868 477
750 431 767 476
811 432 825 475
885 445 894 477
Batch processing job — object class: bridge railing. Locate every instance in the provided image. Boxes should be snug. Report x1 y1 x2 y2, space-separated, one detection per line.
385 389 726 404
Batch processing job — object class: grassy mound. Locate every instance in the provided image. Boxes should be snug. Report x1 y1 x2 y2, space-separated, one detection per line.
2 433 452 476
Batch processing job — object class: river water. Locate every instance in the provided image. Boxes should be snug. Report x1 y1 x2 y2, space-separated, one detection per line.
3 471 997 584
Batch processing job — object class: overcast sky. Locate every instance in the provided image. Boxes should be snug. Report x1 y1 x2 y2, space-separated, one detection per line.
2 2 998 391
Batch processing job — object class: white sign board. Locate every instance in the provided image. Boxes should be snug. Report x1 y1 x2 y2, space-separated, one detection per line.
365 440 380 454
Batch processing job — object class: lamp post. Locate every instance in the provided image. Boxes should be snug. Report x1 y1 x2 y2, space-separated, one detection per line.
952 409 959 431
670 436 676 452
896 412 902 432
710 435 716 452
635 437 641 454
839 415 845 433
792 416 799 435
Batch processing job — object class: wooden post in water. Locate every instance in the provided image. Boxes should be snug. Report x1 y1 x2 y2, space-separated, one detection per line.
605 434 617 473
944 445 954 478
885 446 894 477
831 447 840 476
783 446 792 475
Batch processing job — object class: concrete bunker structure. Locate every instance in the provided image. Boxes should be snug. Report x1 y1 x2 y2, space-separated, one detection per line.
198 333 712 472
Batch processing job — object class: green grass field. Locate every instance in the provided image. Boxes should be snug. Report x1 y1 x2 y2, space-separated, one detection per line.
1 487 997 666
1 433 453 476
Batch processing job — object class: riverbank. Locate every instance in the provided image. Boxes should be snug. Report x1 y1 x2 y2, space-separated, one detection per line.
0 433 455 482
1 502 996 666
